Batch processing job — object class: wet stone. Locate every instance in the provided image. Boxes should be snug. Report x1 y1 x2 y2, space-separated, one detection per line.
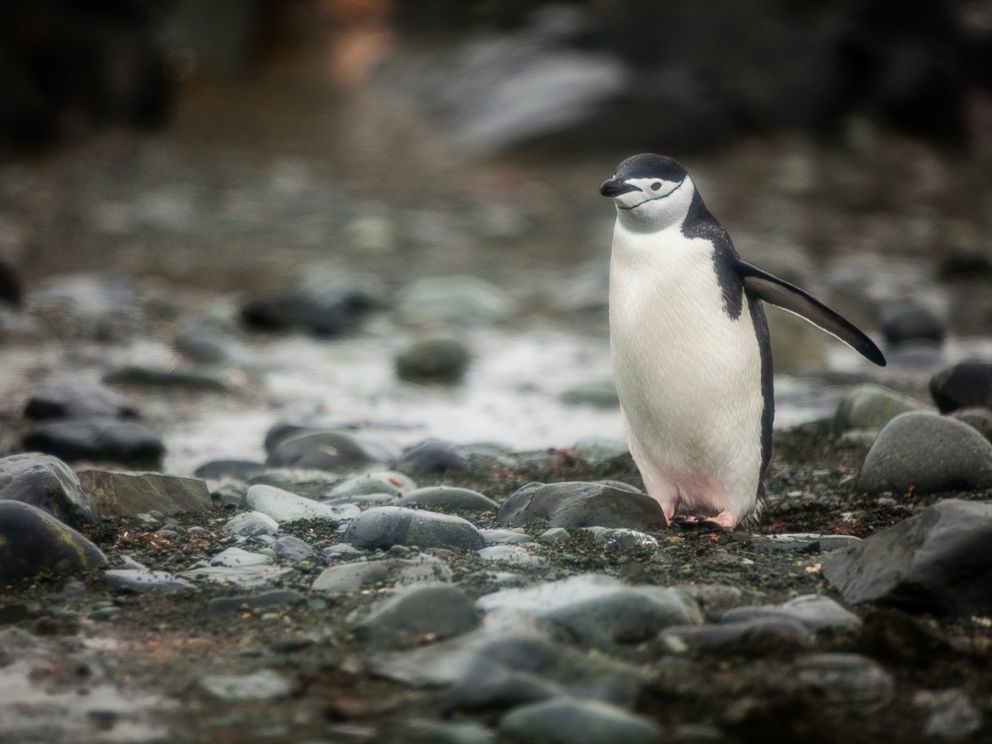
24 379 137 420
205 590 306 617
344 506 485 551
832 384 924 433
824 499 992 615
794 653 895 709
858 412 992 494
0 500 107 580
350 583 480 648
499 697 663 744
478 545 548 568
78 470 211 518
312 555 453 593
224 511 280 536
194 459 265 481
396 335 472 384
200 670 291 701
395 439 467 475
265 429 392 470
397 486 498 513
319 543 365 562
0 453 100 527
497 482 663 530
246 484 359 524
23 417 165 468
660 617 812 650
272 535 313 563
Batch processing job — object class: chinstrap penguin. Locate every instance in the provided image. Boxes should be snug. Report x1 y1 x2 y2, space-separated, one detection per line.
601 153 886 530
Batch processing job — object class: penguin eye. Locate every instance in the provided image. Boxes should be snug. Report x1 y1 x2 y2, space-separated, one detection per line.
651 182 662 191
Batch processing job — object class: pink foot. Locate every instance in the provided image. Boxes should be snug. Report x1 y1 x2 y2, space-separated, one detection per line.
700 511 741 531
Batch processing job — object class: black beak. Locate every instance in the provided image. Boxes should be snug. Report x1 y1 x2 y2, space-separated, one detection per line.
600 178 640 197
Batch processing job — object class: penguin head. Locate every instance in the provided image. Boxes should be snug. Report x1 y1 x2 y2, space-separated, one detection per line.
600 154 694 230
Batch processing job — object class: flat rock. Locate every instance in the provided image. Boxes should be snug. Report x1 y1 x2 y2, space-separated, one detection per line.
351 583 480 647
23 417 165 468
200 670 291 701
246 484 359 524
272 535 313 563
496 482 663 530
104 365 231 392
182 564 292 589
104 568 195 593
858 412 992 494
397 486 498 513
311 555 453 593
930 361 992 413
0 453 100 526
661 617 812 650
224 511 280 536
478 545 548 568
78 470 211 517
24 380 137 420
194 460 266 481
210 547 272 568
479 574 699 645
499 697 662 744
265 429 392 470
205 590 306 616
479 528 534 545
0 500 107 580
719 594 861 632
823 499 992 615
832 384 924 433
756 533 863 553
344 506 485 551
328 471 416 500
584 527 659 557
395 439 467 474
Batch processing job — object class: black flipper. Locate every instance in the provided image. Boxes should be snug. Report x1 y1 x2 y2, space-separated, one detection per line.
737 260 887 367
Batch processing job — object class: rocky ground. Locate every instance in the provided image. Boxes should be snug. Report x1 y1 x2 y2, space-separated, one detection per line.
1 269 992 744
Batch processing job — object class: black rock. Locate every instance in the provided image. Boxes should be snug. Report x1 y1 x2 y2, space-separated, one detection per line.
263 423 309 453
823 499 992 615
344 507 485 551
23 417 165 468
24 380 137 420
194 459 266 481
0 453 100 527
0 258 23 306
240 275 382 338
395 439 467 474
205 590 306 617
0 500 107 580
881 302 944 346
104 365 230 392
937 251 992 281
496 482 664 530
930 361 992 413
265 430 390 470
397 486 498 513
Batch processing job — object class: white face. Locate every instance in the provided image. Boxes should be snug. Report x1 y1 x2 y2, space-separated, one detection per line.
609 175 696 233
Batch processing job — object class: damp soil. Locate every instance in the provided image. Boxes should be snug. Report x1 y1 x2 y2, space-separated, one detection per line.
4 423 992 744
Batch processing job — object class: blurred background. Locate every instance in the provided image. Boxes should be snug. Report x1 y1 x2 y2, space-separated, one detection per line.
1 0 991 472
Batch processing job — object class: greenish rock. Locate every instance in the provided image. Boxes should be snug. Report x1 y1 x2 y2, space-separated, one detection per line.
77 470 211 517
351 583 479 647
833 384 924 433
0 500 107 580
858 412 992 494
344 506 485 551
479 528 534 545
499 697 662 744
560 380 619 408
396 336 471 383
538 527 570 546
246 484 359 524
